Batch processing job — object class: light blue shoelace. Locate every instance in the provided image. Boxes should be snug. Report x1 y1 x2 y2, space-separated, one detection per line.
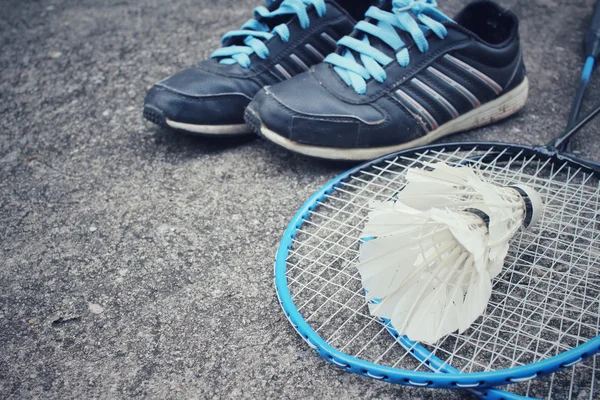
210 0 327 68
325 0 452 95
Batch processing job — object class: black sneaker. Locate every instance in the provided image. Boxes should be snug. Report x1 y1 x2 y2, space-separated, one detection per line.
245 0 528 160
143 0 375 136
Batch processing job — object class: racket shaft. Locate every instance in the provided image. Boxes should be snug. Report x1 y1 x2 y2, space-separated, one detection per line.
585 0 600 59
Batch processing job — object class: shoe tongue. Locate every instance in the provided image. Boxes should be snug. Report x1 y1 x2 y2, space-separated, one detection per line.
341 1 452 69
375 0 394 12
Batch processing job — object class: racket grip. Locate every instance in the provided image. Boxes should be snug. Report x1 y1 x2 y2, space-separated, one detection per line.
585 0 600 59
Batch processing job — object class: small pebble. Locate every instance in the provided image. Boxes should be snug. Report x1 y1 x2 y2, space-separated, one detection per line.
49 51 62 59
89 226 97 232
88 303 104 314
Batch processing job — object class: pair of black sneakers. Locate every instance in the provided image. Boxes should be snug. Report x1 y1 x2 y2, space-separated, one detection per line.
143 0 527 161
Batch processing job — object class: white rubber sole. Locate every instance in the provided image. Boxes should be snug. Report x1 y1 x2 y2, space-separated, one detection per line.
257 77 529 161
166 118 252 135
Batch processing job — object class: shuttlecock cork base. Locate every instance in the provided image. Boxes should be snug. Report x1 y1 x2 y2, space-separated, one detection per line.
357 162 544 345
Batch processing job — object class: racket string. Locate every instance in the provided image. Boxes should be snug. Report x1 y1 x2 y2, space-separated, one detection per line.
454 178 600 362
284 147 600 398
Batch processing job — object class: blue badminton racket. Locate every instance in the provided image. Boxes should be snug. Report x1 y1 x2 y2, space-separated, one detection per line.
274 103 600 392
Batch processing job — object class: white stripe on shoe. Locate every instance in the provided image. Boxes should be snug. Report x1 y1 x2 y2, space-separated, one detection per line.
428 66 482 108
395 89 439 131
444 54 503 94
274 64 293 80
412 78 460 119
320 32 338 47
305 44 325 61
290 54 310 72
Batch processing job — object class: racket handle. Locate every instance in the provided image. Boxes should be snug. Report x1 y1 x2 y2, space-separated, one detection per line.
585 0 600 60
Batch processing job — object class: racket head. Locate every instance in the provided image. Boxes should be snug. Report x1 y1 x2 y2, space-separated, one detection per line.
275 141 600 389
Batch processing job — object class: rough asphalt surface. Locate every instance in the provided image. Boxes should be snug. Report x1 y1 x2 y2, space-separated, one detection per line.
1 0 600 398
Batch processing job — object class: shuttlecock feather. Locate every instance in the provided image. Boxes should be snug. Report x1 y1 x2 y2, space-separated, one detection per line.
358 162 543 345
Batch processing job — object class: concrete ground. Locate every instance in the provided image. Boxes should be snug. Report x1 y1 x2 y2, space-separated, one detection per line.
1 0 599 398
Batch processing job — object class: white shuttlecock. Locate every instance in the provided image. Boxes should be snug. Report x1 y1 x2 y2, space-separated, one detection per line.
357 162 543 345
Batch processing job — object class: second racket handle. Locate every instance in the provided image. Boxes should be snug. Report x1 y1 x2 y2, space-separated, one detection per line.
585 0 600 59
